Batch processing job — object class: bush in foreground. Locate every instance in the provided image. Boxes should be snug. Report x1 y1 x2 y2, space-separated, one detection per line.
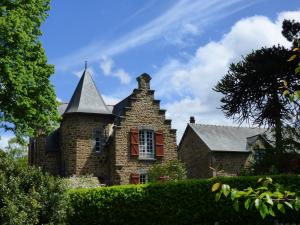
67 175 300 225
0 151 68 225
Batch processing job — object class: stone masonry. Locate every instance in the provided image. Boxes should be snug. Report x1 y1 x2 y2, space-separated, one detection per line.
178 126 213 178
29 71 177 185
111 74 177 184
178 122 261 178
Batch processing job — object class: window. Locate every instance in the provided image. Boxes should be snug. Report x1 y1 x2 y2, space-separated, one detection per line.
139 130 154 159
254 150 265 163
130 128 164 158
92 128 106 152
139 173 148 184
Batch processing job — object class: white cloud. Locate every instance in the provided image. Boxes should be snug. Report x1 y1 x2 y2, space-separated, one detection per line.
56 97 63 103
164 97 235 141
182 23 199 35
100 57 113 75
54 0 248 70
155 10 300 140
112 69 131 84
102 95 121 105
0 134 14 149
99 57 131 84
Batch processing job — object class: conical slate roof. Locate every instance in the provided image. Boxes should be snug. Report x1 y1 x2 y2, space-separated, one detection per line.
64 69 111 115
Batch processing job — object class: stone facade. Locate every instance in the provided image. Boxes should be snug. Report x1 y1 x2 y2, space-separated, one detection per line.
178 122 261 178
29 72 177 185
178 126 212 178
211 152 250 176
111 79 177 184
28 136 60 175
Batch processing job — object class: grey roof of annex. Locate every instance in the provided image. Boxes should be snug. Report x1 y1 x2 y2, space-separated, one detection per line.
189 124 266 152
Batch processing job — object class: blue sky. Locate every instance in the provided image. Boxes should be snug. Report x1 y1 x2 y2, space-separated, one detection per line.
1 0 300 147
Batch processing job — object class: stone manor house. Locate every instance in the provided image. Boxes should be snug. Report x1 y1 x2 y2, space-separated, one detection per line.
28 69 177 185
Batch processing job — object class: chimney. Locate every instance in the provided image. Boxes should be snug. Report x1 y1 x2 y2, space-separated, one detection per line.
136 73 151 90
189 116 195 124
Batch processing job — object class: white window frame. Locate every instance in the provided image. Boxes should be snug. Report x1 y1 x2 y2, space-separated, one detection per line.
139 173 148 184
138 129 155 159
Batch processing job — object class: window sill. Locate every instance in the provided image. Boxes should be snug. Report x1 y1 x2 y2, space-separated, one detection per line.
138 158 156 161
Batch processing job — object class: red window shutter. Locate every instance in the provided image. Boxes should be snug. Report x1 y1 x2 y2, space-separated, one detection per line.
130 173 140 184
159 175 169 182
155 130 164 157
130 128 139 157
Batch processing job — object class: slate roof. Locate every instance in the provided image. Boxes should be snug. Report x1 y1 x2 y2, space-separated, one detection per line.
64 69 111 115
112 95 132 117
189 124 266 152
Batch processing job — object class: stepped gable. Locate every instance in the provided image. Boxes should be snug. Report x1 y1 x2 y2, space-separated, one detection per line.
64 69 111 115
112 73 176 132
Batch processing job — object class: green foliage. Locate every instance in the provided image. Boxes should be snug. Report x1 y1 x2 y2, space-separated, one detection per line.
214 45 298 137
215 20 300 162
62 175 102 189
0 150 68 224
4 137 28 168
67 175 300 225
0 0 60 139
212 177 300 219
148 159 187 182
282 19 300 47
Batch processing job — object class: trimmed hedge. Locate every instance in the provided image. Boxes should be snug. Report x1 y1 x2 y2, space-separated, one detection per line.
67 175 300 225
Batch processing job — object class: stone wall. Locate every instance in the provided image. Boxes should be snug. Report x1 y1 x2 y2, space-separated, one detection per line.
30 136 60 175
212 151 250 176
60 114 113 181
30 74 177 185
178 126 212 178
111 75 177 185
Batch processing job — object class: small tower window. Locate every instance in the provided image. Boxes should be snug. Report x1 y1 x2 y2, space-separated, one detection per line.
92 128 106 152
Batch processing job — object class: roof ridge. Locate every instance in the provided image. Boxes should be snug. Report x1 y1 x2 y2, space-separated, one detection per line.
191 123 265 129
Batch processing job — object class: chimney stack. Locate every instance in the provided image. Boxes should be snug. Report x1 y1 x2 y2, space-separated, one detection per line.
189 116 195 124
137 73 151 90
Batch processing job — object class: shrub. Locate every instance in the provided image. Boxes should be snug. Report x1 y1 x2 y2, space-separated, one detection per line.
67 175 300 225
62 175 102 189
0 150 68 225
148 159 187 182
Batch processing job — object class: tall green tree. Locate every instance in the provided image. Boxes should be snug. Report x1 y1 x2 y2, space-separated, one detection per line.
214 46 299 161
0 0 59 140
282 19 300 109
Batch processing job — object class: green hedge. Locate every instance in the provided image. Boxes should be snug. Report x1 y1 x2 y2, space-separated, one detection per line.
67 175 300 225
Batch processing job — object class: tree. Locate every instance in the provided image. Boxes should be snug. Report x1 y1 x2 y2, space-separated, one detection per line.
282 19 300 48
0 150 68 224
4 137 28 168
214 46 299 166
282 19 300 109
0 0 59 140
212 177 300 219
148 160 187 182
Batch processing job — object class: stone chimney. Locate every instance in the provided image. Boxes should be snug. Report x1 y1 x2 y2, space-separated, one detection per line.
136 73 151 90
189 116 195 124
